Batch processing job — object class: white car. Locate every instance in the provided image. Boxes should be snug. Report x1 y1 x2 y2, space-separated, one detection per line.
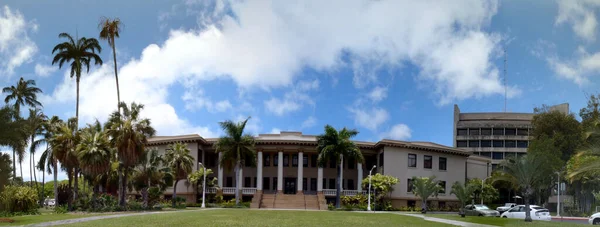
500 205 551 221
590 212 600 225
45 199 56 207
496 203 517 214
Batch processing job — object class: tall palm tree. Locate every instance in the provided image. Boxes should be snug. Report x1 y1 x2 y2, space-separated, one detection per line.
132 148 173 209
77 121 112 208
99 17 122 110
2 77 43 178
37 116 62 204
51 33 103 125
411 176 442 214
26 108 46 189
51 117 80 210
496 155 546 222
450 181 474 217
570 120 600 177
105 102 156 207
165 142 194 208
0 106 25 180
316 125 364 208
214 117 256 205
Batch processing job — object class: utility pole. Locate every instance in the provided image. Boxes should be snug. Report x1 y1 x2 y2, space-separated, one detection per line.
504 48 507 113
556 172 561 217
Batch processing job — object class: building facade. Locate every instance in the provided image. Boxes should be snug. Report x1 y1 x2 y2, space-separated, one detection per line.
452 103 569 169
147 131 489 209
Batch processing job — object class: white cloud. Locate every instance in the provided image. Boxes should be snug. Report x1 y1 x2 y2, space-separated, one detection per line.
264 98 301 116
301 116 317 129
538 43 600 86
556 0 600 41
34 63 57 77
381 124 412 140
367 86 388 102
182 89 232 113
348 107 389 131
269 128 281 134
264 79 319 116
0 6 38 75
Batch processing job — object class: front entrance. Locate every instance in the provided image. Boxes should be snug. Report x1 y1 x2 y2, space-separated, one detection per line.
284 177 296 194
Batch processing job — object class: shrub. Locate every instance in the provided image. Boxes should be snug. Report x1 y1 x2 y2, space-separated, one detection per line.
54 205 68 214
56 184 71 206
0 185 39 214
148 187 163 207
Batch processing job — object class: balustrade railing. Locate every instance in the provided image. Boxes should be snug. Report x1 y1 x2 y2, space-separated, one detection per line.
207 187 217 194
242 188 257 195
222 187 236 195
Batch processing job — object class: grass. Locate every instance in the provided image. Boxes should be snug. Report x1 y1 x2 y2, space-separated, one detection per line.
62 209 455 227
426 214 589 227
0 212 104 226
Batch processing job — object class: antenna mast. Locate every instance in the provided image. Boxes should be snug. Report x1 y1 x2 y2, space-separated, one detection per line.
504 48 507 113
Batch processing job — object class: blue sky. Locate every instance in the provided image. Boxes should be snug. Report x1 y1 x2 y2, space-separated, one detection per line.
2 0 600 181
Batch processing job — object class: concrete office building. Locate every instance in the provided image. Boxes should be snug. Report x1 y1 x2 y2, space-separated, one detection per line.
452 103 569 169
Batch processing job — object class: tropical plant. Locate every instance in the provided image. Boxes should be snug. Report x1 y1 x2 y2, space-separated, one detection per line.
76 121 112 208
570 120 600 178
316 125 364 208
51 32 103 124
187 167 214 204
51 117 80 210
26 108 46 190
214 117 256 205
450 181 474 217
165 142 194 208
37 116 62 204
0 153 13 193
361 173 398 201
495 155 546 222
98 17 122 110
0 185 38 214
132 148 173 209
466 178 499 205
0 106 22 147
105 102 156 207
411 176 442 213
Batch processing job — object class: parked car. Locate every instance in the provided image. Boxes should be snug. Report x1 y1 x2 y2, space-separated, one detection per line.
496 203 517 214
44 199 56 207
500 205 551 221
590 212 600 225
464 204 500 217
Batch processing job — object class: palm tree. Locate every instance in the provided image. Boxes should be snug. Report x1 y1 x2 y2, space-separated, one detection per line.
570 120 600 177
496 155 546 222
2 77 43 178
51 117 80 210
411 176 442 214
0 106 25 180
450 181 474 217
51 33 103 125
37 116 62 204
132 148 172 209
105 102 156 207
76 121 112 208
165 142 194 208
214 117 256 205
26 108 46 189
316 125 364 208
98 17 122 110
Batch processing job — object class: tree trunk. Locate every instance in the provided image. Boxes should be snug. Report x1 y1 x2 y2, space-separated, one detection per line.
122 168 129 206
336 159 342 209
32 136 37 190
75 78 79 128
234 162 240 205
53 161 58 203
112 39 120 111
524 195 532 222
19 159 23 180
172 179 180 208
421 199 427 214
12 149 16 180
29 149 33 187
40 162 45 207
142 187 148 209
92 184 98 210
118 164 125 207
73 169 79 203
67 172 73 211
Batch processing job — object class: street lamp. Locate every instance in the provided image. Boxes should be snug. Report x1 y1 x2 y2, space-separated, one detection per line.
199 162 206 208
367 165 376 211
556 171 561 217
481 176 491 205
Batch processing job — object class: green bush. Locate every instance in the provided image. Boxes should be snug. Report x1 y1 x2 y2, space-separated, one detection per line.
0 185 39 214
54 205 68 214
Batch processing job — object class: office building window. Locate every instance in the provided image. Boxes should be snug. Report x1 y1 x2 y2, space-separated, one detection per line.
517 128 528 136
481 128 492 135
311 178 317 191
469 128 480 135
303 155 308 167
348 179 355 190
481 140 492 147
492 152 504 160
505 152 516 159
263 177 270 190
348 158 355 169
457 129 468 136
244 177 251 187
493 140 504 147
322 178 327 190
469 140 479 147
505 140 516 148
226 177 233 187
408 154 417 167
424 155 432 169
283 154 289 167
272 177 278 191
505 128 516 135
480 152 491 158
493 128 504 135
457 140 467 147
329 179 336 189
274 153 279 166
438 181 446 194
303 178 307 191
439 157 447 171
329 160 336 168
407 179 414 192
292 154 298 167
311 154 317 167
264 154 270 167
517 140 528 148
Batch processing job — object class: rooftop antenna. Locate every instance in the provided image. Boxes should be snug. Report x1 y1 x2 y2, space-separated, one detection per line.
504 48 507 113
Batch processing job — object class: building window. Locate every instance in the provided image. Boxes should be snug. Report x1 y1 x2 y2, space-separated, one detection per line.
408 154 417 167
348 158 355 169
469 128 480 135
272 177 278 191
283 154 289 167
481 140 492 147
438 181 446 194
481 128 492 135
348 179 355 190
407 200 416 207
322 178 326 190
254 177 257 188
492 164 498 170
457 129 468 136
263 177 270 190
311 155 317 167
505 128 516 135
505 152 516 159
480 152 491 158
311 178 317 191
303 155 308 167
493 128 504 135
492 152 504 160
493 140 504 147
505 140 516 148
292 154 298 167
244 177 251 187
245 157 252 167
274 153 279 166
329 159 336 168
264 154 270 167
303 178 307 191
517 140 528 148
457 140 468 147
439 157 447 171
517 128 528 136
469 140 479 147
407 179 413 192
329 179 336 189
379 153 384 167
424 155 432 169
226 177 233 187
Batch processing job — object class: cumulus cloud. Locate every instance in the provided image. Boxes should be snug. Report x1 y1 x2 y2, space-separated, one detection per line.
556 0 600 41
0 6 38 76
367 86 388 102
381 123 412 140
348 107 389 131
264 79 319 116
534 40 600 86
34 63 57 77
182 89 233 113
301 116 317 129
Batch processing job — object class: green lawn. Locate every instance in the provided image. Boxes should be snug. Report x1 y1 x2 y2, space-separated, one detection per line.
426 214 589 227
0 213 104 226
63 209 455 227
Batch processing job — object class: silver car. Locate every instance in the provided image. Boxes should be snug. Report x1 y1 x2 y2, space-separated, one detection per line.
464 204 500 217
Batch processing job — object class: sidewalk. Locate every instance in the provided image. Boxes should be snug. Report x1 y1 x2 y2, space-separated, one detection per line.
552 216 589 221
355 211 496 227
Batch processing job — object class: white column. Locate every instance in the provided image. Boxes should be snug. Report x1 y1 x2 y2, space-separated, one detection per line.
277 151 283 192
218 152 223 188
257 151 263 190
317 167 323 191
297 152 303 192
357 163 363 192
